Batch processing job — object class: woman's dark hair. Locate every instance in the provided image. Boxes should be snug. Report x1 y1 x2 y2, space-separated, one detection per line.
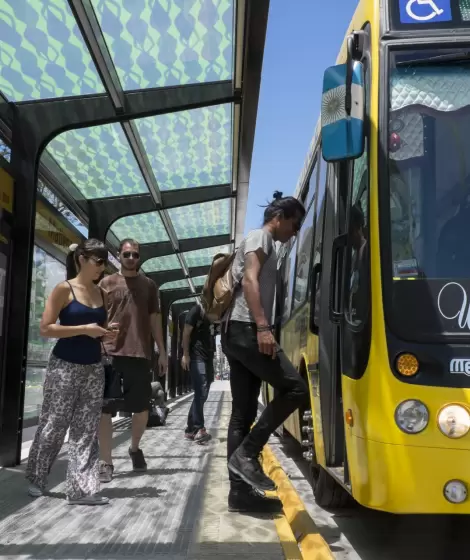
262 190 306 225
66 238 108 280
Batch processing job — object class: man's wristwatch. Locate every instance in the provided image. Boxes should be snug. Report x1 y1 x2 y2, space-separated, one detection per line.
256 325 272 333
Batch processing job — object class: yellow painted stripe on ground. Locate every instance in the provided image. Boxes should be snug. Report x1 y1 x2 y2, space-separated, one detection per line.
262 445 334 560
273 512 304 560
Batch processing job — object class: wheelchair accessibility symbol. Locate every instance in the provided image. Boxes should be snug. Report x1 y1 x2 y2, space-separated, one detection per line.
399 0 452 23
407 0 443 20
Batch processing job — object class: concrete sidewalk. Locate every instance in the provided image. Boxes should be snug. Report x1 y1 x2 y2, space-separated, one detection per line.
0 381 284 559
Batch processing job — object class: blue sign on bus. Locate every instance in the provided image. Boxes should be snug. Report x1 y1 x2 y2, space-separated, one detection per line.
399 0 452 24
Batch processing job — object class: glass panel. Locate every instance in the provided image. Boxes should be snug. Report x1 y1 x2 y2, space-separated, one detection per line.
389 54 470 279
173 297 198 305
26 246 65 422
183 244 231 268
47 124 148 199
38 179 87 236
136 104 232 190
346 141 369 327
305 157 318 210
0 0 105 101
460 0 470 20
191 274 207 287
0 137 10 162
282 240 297 323
387 49 470 339
110 211 169 244
293 202 315 310
142 254 180 273
160 279 189 290
91 0 234 90
168 199 230 239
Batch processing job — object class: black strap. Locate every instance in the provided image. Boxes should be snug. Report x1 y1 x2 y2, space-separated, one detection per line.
66 281 76 300
98 285 106 307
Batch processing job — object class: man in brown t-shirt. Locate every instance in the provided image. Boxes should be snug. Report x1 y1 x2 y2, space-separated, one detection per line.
99 238 167 482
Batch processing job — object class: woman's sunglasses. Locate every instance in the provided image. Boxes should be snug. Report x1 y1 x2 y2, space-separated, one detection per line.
122 251 140 260
89 256 107 267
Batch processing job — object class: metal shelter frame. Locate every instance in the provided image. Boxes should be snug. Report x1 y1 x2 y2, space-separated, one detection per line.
0 0 269 466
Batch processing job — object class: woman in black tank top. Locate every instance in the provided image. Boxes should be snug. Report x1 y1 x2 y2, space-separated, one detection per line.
26 239 115 506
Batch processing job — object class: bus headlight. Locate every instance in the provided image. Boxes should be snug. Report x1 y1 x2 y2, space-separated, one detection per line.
395 400 429 434
444 480 467 504
438 405 470 439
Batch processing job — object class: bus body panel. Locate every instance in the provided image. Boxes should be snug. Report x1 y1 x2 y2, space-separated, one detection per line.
347 435 470 513
266 0 470 514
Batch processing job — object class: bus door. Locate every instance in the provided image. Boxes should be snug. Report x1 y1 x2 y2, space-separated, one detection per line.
316 162 348 469
317 33 372 476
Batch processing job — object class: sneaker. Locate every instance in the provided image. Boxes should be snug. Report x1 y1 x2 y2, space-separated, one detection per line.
184 431 196 441
99 461 114 483
194 428 211 444
228 487 283 514
228 448 276 492
67 494 109 506
28 484 43 498
129 447 147 472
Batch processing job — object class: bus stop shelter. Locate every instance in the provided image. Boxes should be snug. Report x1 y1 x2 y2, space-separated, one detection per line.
0 0 269 467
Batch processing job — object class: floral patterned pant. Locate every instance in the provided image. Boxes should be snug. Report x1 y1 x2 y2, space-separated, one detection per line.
26 354 104 499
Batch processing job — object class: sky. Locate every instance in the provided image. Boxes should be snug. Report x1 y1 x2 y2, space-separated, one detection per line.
244 0 357 233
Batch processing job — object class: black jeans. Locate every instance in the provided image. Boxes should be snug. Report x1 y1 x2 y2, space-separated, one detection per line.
186 358 213 433
222 321 308 486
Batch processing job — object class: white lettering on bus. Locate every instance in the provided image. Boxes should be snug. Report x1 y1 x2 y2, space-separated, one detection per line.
437 282 470 331
450 359 470 376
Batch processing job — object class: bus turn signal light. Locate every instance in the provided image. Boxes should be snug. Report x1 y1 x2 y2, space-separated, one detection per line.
396 353 419 377
345 409 354 427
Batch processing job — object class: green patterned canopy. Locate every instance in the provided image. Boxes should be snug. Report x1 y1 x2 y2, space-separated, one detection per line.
0 0 264 301
135 104 232 191
0 0 232 101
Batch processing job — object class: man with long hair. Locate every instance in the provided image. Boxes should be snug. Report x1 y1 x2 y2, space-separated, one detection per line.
222 192 309 514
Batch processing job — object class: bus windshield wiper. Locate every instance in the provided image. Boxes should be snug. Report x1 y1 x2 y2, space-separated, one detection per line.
396 52 470 67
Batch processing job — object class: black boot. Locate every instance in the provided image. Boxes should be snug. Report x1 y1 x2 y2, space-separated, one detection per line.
228 448 276 492
228 486 283 514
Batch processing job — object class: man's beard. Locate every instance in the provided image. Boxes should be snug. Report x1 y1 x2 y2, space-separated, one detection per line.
121 262 139 272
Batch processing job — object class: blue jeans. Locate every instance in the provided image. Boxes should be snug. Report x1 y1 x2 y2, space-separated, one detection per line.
186 359 213 433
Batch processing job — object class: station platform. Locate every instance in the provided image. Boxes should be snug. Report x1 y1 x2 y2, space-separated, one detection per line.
0 381 302 560
4 381 470 560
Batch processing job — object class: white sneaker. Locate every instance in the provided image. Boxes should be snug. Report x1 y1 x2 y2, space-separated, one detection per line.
67 494 109 506
28 484 43 498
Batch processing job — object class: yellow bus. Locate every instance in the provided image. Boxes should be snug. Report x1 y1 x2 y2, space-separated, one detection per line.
266 0 470 513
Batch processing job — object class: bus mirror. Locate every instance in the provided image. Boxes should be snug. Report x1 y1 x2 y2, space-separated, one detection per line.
321 61 365 162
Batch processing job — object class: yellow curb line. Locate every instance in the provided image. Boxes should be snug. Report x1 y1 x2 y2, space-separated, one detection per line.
262 445 334 560
273 513 304 560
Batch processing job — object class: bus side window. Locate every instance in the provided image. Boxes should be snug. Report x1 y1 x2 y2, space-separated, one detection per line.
282 240 297 324
344 48 370 332
311 156 328 331
293 158 319 310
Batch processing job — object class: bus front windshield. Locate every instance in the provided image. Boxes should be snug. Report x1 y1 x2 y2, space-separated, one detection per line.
387 50 470 339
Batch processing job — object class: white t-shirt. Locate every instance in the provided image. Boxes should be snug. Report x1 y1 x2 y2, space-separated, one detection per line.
230 229 277 324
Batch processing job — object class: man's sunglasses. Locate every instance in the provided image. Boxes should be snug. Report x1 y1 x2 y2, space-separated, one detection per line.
122 251 140 259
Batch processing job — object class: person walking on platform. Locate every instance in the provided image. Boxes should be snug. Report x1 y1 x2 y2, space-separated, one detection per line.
222 192 308 513
182 304 216 444
26 240 111 505
98 239 167 482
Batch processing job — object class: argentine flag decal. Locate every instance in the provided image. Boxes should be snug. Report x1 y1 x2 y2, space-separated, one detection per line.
321 61 364 161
